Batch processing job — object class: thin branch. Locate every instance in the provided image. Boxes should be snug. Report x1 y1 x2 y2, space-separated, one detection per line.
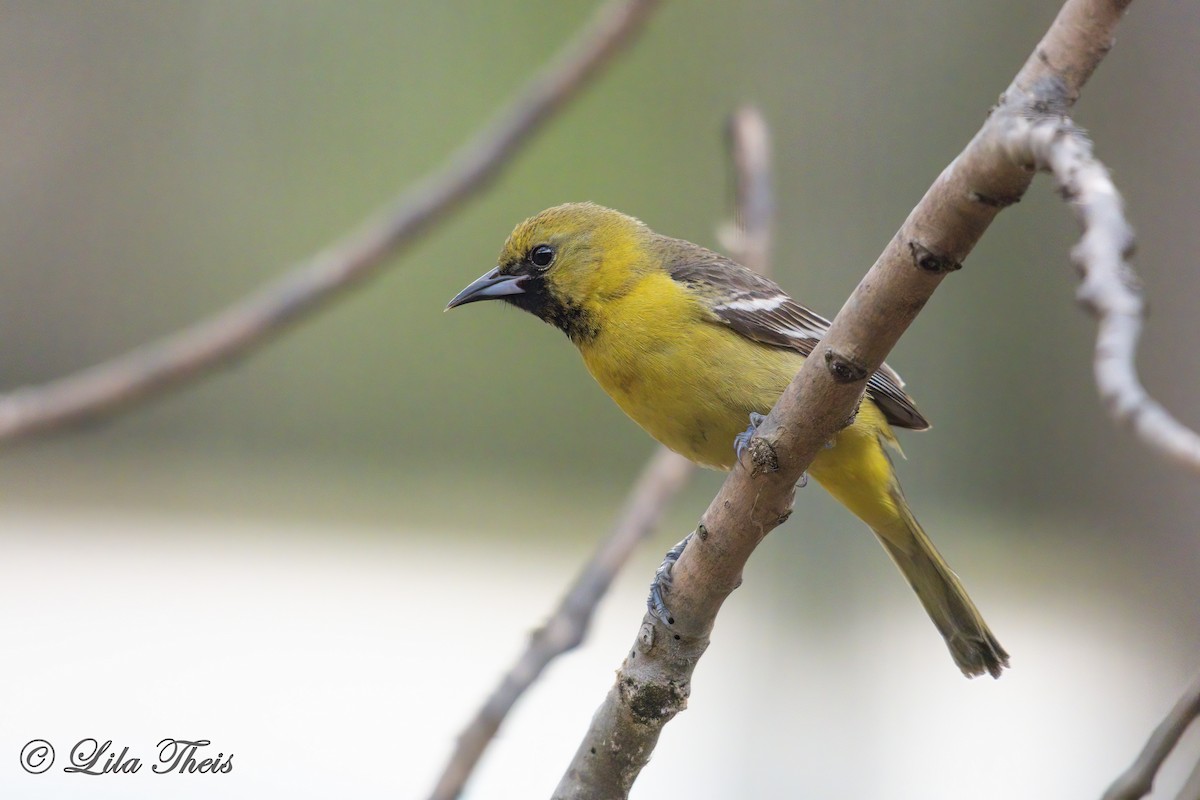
991 58 1200 800
426 448 693 800
426 107 773 800
553 1 1132 796
1102 672 1200 800
0 0 660 445
719 106 774 274
1002 118 1200 472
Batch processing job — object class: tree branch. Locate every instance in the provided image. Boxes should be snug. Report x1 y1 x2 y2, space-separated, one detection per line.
718 106 774 274
1002 116 1200 472
553 1 1132 797
426 448 693 800
427 106 773 800
986 29 1200 800
1102 672 1200 800
0 0 660 445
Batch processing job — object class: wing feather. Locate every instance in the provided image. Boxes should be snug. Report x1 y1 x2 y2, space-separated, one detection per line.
662 237 930 431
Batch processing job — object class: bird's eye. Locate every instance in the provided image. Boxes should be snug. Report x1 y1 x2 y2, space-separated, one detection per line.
529 244 555 269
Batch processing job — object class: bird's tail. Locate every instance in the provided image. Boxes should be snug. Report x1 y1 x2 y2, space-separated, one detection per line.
809 406 1008 678
870 497 1009 678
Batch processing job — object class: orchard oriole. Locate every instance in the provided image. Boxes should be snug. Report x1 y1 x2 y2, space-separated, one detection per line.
448 202 1008 679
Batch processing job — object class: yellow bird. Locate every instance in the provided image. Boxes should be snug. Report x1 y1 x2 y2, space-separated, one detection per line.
448 202 1008 679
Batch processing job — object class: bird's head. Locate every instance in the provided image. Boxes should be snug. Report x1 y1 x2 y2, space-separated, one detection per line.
446 202 652 343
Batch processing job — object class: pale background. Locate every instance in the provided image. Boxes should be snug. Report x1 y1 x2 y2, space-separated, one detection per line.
1 2 1198 798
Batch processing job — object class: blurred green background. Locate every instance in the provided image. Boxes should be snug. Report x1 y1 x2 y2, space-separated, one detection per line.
1 2 1198 798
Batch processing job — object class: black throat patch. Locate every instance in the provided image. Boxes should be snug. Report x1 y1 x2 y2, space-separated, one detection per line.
503 277 598 345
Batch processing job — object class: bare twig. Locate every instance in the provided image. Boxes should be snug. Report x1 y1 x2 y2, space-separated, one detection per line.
427 107 773 800
554 1 1132 796
719 106 774 274
0 0 660 445
1001 118 1200 472
1102 672 1200 800
991 56 1200 800
426 448 693 800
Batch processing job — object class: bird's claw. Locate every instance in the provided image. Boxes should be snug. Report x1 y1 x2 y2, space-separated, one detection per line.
733 412 767 461
647 533 692 624
734 412 808 488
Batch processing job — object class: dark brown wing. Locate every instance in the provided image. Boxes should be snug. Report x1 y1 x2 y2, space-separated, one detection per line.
662 237 930 431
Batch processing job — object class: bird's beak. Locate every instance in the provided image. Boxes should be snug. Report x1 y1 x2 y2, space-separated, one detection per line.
445 267 527 310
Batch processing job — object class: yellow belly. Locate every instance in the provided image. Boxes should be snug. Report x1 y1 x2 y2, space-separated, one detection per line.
577 275 803 468
575 273 902 515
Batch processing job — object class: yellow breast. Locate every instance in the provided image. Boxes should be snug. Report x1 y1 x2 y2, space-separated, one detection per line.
576 272 804 469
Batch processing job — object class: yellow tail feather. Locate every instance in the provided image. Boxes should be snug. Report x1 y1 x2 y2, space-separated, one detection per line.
810 403 1008 678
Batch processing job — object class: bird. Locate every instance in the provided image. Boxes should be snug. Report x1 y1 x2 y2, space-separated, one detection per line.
447 202 1008 679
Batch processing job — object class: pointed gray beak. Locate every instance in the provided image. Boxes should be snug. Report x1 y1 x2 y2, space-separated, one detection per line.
445 267 527 310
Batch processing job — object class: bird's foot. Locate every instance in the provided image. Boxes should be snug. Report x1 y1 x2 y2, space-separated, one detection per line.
647 533 692 624
733 412 767 460
734 411 808 487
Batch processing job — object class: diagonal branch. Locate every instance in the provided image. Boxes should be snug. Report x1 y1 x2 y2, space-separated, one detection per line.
425 106 773 800
1101 672 1200 800
0 0 660 445
425 448 693 800
553 1 1133 797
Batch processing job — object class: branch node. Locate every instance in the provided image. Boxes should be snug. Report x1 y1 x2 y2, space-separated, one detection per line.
908 240 963 273
748 436 780 476
620 677 688 725
823 348 870 383
1027 74 1074 116
695 522 709 541
636 623 655 653
968 190 1021 208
